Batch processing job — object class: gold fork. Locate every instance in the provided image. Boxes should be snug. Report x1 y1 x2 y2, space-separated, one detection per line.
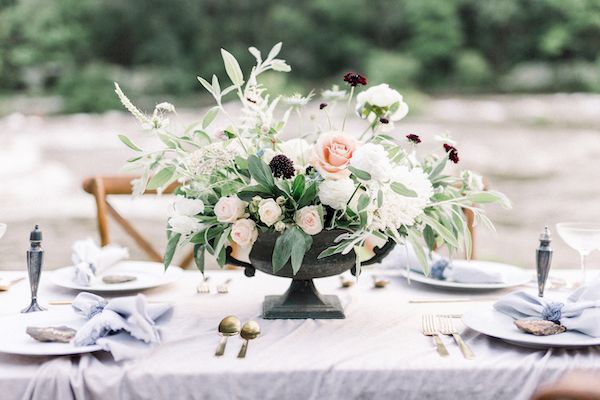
421 314 449 357
217 278 232 294
197 276 211 294
0 277 25 291
438 316 475 359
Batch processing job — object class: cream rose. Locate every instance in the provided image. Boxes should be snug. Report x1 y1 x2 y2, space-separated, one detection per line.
356 83 409 122
350 143 392 182
318 177 356 210
258 198 282 227
168 215 202 236
231 218 258 247
310 131 359 180
214 196 247 223
295 206 323 235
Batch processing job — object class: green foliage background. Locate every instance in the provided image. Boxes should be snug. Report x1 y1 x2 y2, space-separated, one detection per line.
2 0 600 112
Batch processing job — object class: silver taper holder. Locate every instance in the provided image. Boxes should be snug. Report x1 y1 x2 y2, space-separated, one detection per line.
22 225 46 313
536 226 553 297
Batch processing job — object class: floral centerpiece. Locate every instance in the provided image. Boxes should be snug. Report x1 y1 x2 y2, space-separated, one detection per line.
115 43 509 317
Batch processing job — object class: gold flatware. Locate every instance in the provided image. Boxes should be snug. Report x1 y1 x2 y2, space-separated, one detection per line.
339 276 354 288
237 320 260 358
421 314 449 357
372 276 390 289
0 277 25 291
437 314 463 319
438 316 475 359
49 299 167 306
215 315 241 356
217 278 232 294
197 276 211 294
409 297 497 304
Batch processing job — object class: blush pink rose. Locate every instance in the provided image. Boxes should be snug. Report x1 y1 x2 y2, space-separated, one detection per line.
231 219 258 247
295 206 323 235
311 131 360 179
214 196 247 223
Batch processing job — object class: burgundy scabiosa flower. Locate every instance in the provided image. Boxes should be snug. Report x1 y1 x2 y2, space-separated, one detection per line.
269 154 295 179
443 144 460 164
379 117 389 124
343 72 367 87
319 103 328 110
406 134 421 144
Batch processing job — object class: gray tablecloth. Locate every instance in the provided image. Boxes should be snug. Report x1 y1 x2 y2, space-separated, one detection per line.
0 268 598 400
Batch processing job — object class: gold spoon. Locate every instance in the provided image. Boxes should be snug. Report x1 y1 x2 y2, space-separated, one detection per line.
215 315 241 356
372 276 390 288
339 276 354 288
237 320 261 358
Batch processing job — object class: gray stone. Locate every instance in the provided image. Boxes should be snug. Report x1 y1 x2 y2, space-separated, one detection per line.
26 326 76 343
515 319 567 336
102 274 137 284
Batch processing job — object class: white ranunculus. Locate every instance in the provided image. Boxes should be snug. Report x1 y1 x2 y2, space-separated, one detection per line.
214 196 247 223
350 143 392 182
172 195 204 217
168 215 202 235
295 206 324 235
279 138 312 168
318 177 356 210
258 198 282 227
231 218 258 247
371 166 433 230
356 83 409 122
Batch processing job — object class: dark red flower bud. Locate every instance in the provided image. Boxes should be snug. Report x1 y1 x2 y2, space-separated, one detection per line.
406 134 421 144
379 117 389 124
343 72 367 87
319 103 327 110
443 144 459 163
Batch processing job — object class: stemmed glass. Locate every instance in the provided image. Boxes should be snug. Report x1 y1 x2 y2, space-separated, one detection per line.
556 222 600 286
0 224 5 240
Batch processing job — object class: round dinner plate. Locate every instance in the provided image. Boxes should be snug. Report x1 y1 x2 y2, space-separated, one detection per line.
463 303 600 349
395 260 532 290
50 261 183 293
0 310 101 356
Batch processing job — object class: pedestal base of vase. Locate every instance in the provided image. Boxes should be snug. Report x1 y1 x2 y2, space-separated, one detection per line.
262 279 345 319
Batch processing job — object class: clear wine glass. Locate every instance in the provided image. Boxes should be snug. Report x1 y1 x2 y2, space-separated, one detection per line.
0 223 5 240
556 222 600 286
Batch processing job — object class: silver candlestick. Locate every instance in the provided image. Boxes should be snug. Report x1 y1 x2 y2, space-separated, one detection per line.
536 226 553 297
21 225 46 313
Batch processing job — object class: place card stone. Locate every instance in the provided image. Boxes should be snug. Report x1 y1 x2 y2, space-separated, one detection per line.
514 319 566 336
26 326 76 343
102 275 137 284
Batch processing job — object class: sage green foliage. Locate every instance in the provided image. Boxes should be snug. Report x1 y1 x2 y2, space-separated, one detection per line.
2 0 600 112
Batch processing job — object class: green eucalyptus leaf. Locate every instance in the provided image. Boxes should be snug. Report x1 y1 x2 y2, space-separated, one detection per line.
202 107 219 129
221 48 244 87
118 135 142 152
407 231 429 275
297 182 317 208
391 182 418 197
164 233 181 269
290 228 312 275
248 155 275 189
291 175 305 201
467 191 512 209
272 229 294 272
348 166 371 181
194 244 205 274
421 214 459 248
147 167 175 190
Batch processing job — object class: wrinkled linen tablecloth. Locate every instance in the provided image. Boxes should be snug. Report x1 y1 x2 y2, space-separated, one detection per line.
0 268 599 400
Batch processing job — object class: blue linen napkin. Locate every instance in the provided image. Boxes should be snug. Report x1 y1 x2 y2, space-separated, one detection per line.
494 279 600 337
71 239 129 286
72 292 172 360
380 243 506 284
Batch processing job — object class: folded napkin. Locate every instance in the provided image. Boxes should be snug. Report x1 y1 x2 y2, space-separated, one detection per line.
494 279 600 337
71 239 129 286
380 243 506 284
72 292 172 360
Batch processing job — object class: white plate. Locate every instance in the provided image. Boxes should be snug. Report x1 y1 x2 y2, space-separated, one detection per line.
395 260 532 290
50 261 183 293
0 310 102 356
463 303 600 349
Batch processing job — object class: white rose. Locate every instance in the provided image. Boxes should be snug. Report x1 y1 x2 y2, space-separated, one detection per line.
350 143 392 182
258 198 282 227
231 218 258 247
214 196 247 223
356 83 409 122
168 215 202 235
279 138 312 168
318 177 356 210
295 206 323 235
172 195 204 216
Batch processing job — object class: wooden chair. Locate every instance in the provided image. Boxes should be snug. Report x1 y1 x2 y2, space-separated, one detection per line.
82 175 194 268
531 372 600 400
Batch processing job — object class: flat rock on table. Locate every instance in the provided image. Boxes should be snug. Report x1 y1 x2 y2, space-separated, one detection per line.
26 326 77 343
515 320 567 336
